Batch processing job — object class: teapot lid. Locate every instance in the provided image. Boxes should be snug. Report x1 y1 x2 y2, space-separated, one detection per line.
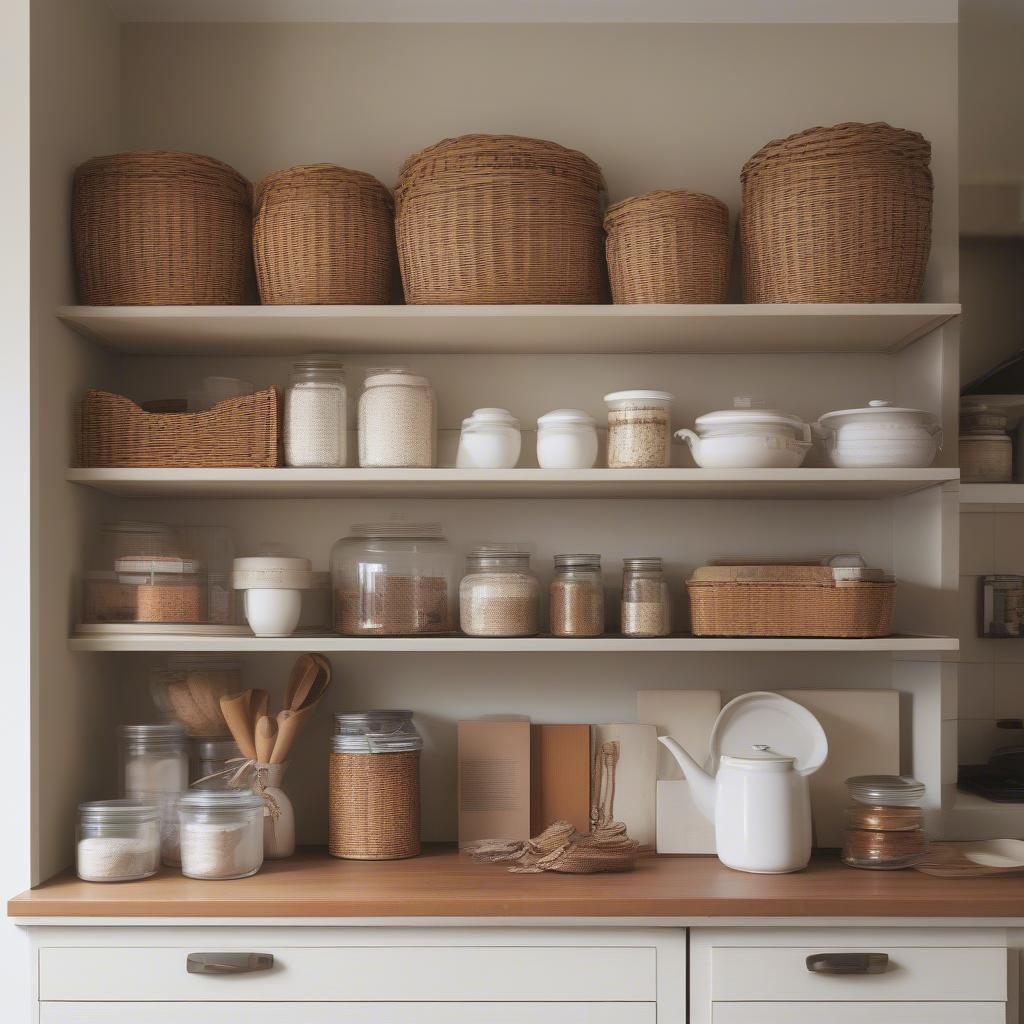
721 744 797 772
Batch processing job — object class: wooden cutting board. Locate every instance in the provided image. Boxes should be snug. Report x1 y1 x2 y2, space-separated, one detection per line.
591 723 658 847
457 719 531 848
530 724 591 835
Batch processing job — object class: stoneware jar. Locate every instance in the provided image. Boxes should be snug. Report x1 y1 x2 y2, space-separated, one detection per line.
815 400 942 468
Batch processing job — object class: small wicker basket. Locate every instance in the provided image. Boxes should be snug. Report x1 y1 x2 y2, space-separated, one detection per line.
72 150 255 305
604 190 730 303
253 164 396 304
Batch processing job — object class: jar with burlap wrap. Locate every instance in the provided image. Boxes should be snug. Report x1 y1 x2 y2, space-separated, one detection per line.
329 711 422 860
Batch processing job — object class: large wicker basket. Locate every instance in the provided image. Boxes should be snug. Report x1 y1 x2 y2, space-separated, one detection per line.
72 150 255 305
740 123 932 303
688 563 895 638
605 190 730 303
395 134 607 304
253 164 396 304
77 388 282 468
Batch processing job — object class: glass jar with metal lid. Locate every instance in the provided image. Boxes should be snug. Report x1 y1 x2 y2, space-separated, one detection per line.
76 800 161 882
620 556 671 637
178 788 265 879
842 775 926 870
120 723 188 865
329 711 422 860
285 355 348 468
460 544 540 637
550 553 604 637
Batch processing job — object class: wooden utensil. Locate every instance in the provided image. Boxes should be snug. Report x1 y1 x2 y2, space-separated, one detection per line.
251 688 270 727
284 654 317 711
289 659 320 711
220 690 257 760
270 705 318 764
255 715 277 764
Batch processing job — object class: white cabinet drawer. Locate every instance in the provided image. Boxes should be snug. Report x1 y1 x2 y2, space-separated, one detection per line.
712 1002 1006 1024
710 945 1007 1002
39 944 656 1002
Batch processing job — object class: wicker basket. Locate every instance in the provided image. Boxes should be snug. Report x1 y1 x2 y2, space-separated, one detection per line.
253 164 396 304
329 750 421 860
604 190 730 303
687 563 895 638
72 150 255 305
395 134 607 304
740 123 932 303
77 388 282 468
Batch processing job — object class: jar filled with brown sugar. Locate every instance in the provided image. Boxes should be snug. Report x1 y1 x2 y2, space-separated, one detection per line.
460 545 540 637
620 556 670 637
550 553 604 637
842 774 926 870
116 556 208 625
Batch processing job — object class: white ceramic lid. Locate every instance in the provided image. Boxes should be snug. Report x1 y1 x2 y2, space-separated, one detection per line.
114 556 203 575
233 556 312 573
818 399 937 426
720 744 798 772
695 396 806 432
464 407 520 429
364 369 430 388
603 389 674 404
537 408 596 427
708 691 828 777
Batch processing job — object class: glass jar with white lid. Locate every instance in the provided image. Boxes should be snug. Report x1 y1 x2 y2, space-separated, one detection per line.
604 389 674 468
358 366 436 468
536 409 599 469
285 355 347 468
456 408 522 469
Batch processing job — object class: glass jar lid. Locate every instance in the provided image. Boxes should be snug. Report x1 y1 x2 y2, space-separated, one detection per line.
537 408 596 427
178 788 265 812
466 544 532 572
846 774 925 806
121 723 187 747
554 553 601 571
79 798 159 824
292 354 345 375
191 737 240 760
623 556 663 571
332 710 423 753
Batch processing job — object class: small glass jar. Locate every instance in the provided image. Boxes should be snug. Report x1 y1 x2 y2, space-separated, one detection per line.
620 557 671 637
550 554 604 637
842 775 926 870
77 800 160 882
358 367 436 468
456 408 522 469
604 389 674 468
178 789 265 880
285 356 347 468
115 556 208 624
331 519 456 635
982 575 1024 637
120 724 188 866
190 737 241 787
460 545 540 637
536 409 599 469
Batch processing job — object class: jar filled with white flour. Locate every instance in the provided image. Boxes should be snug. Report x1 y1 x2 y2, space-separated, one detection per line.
77 799 160 882
120 724 188 866
284 356 347 467
358 367 436 467
178 789 265 880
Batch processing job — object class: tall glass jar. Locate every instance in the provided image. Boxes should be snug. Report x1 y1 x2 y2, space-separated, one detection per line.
178 789 265 880
620 557 671 637
603 389 674 468
77 800 161 882
120 724 188 866
285 356 347 468
460 545 540 637
358 367 436 468
550 554 604 637
331 519 456 635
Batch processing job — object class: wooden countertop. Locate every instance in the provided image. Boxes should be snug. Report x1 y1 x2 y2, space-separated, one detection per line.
10 847 1024 919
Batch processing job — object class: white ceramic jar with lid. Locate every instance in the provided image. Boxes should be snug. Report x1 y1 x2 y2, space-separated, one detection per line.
358 366 436 468
674 396 811 468
815 400 942 468
604 389 674 468
456 408 522 469
284 355 347 468
536 409 599 469
232 555 313 637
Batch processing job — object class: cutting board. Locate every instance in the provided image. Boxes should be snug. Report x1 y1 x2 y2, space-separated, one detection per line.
591 723 657 848
457 719 531 847
530 724 591 835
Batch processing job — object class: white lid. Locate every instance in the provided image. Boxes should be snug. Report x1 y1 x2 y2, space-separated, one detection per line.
364 369 431 388
114 556 204 575
720 744 798 772
817 399 937 425
695 396 806 432
465 407 520 429
537 408 596 427
708 691 828 777
603 389 674 404
233 556 312 573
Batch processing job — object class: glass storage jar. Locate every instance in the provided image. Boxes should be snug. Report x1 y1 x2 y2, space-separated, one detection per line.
285 356 347 468
604 390 674 468
620 557 671 637
190 737 241 787
982 574 1024 637
456 408 522 469
178 789 265 880
151 655 242 737
331 519 456 635
120 724 188 866
550 554 604 637
536 409 599 469
77 799 161 882
459 545 540 637
842 774 926 870
329 710 422 860
115 555 208 624
358 367 436 468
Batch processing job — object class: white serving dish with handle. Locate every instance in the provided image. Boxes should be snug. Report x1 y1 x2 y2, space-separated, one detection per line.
815 399 942 468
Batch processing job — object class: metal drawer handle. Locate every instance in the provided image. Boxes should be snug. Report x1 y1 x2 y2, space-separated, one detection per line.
806 952 890 975
187 952 274 975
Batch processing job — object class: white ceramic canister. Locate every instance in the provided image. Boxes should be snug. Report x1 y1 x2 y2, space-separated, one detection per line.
536 409 599 469
456 408 522 469
815 400 942 468
232 555 313 637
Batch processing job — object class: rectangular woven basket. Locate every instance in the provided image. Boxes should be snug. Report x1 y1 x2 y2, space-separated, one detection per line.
77 387 282 468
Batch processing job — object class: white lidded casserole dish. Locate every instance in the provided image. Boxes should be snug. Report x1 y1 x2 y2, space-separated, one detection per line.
815 399 942 468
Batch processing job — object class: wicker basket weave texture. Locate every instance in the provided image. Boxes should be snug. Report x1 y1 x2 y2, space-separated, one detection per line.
605 189 730 303
329 750 421 860
395 134 608 304
740 122 932 303
77 388 282 468
72 150 255 305
253 164 397 304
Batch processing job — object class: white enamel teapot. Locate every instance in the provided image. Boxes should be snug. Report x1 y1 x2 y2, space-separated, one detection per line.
658 692 828 874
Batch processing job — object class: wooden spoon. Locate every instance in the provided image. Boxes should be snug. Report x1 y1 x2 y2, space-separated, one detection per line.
220 690 257 760
251 688 270 728
283 654 316 711
289 659 321 712
270 705 320 765
255 715 277 765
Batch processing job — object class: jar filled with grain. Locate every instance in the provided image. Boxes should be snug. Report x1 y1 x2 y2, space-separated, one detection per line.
358 367 436 467
620 556 671 637
842 775 926 870
460 545 540 637
285 356 347 468
115 556 208 625
331 518 456 635
77 800 160 883
550 553 604 637
178 789 265 880
603 389 674 468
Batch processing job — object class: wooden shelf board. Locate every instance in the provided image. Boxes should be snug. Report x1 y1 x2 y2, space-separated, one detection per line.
56 303 960 356
9 846 1024 919
66 467 960 500
960 483 1024 504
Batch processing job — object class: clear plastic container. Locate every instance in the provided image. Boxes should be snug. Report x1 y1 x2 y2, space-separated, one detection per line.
331 519 455 635
178 789 265 880
460 545 540 637
358 367 436 468
620 556 671 637
550 554 604 637
190 737 241 787
77 800 161 882
285 356 347 468
604 389 674 468
842 775 926 870
120 724 188 866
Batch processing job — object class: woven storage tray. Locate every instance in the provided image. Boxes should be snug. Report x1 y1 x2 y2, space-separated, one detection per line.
604 190 730 303
253 163 396 304
740 122 932 303
73 150 255 305
78 388 282 468
688 563 895 638
395 134 607 304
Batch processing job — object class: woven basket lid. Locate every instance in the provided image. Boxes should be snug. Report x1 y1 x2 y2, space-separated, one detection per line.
254 163 393 212
604 189 729 230
74 150 251 199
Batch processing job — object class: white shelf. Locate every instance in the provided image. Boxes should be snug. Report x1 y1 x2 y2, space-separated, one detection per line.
66 467 960 500
56 303 960 356
67 633 959 653
960 483 1024 504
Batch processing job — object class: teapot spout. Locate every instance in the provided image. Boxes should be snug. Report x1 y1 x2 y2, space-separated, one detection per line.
658 735 716 824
